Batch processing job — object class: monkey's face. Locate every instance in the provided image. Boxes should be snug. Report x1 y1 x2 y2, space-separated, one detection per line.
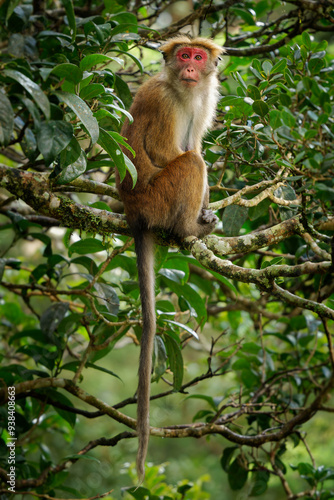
175 47 209 87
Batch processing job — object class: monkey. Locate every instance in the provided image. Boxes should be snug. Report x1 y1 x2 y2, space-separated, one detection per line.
115 35 224 482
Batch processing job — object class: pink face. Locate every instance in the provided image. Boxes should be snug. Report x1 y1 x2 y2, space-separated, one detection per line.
176 47 208 87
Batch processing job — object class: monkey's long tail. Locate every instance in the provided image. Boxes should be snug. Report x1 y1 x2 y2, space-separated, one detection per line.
133 228 156 483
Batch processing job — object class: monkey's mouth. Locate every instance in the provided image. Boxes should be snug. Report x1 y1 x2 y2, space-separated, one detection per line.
182 78 198 86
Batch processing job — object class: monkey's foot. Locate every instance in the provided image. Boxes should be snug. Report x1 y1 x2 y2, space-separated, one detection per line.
201 209 219 224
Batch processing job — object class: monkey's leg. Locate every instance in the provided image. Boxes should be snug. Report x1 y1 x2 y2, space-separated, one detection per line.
147 151 216 237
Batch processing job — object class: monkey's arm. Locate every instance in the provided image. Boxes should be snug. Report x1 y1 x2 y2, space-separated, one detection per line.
124 78 183 170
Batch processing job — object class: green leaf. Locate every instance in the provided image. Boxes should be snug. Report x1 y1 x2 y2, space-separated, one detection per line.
232 7 255 25
315 40 328 51
0 301 24 325
232 359 249 370
105 254 137 275
98 127 126 177
280 92 292 107
249 65 262 80
94 282 120 316
40 302 69 337
17 344 58 370
161 319 198 339
275 455 286 474
59 135 81 166
262 60 272 76
234 71 247 90
163 335 183 390
0 92 14 146
114 74 133 109
271 58 287 74
110 49 144 74
124 486 157 499
109 130 135 158
242 341 262 354
247 84 261 100
85 22 112 44
38 30 72 41
308 58 325 75
153 336 167 380
301 31 312 50
21 127 37 160
249 198 271 220
47 389 77 428
112 32 141 42
55 91 99 144
158 268 185 284
220 95 245 106
252 99 269 117
109 12 138 24
177 484 193 495
51 63 83 84
250 470 270 496
228 456 249 490
80 83 105 100
123 154 138 186
4 69 50 119
98 128 137 187
221 446 238 472
223 205 248 236
94 108 120 130
37 120 73 165
304 129 317 140
210 270 238 295
57 149 87 184
61 0 76 41
71 256 98 274
274 185 297 202
281 109 296 128
298 462 315 478
162 279 207 323
80 53 123 72
62 361 121 380
68 238 108 256
269 109 282 129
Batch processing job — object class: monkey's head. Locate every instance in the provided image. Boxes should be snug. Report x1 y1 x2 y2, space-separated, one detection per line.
160 35 224 88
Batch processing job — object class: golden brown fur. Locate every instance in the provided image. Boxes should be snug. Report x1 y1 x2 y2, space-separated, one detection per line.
115 35 224 482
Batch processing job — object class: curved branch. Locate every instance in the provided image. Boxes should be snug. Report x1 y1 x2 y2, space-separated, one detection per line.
1 431 134 492
1 165 332 263
224 23 302 57
4 371 332 458
271 283 334 320
0 166 130 237
0 377 137 429
54 176 120 200
185 236 334 320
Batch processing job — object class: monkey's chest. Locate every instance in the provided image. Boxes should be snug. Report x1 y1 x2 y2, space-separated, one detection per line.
180 116 194 151
176 107 204 153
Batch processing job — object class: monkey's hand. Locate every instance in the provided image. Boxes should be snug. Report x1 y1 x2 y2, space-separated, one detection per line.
201 208 219 224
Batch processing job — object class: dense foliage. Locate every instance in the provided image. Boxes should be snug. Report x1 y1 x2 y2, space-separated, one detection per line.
1 1 334 499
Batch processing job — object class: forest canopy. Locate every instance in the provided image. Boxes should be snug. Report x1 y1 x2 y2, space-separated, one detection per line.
1 1 334 499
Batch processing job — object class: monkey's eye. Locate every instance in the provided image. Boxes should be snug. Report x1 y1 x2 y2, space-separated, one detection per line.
195 55 202 60
181 53 190 59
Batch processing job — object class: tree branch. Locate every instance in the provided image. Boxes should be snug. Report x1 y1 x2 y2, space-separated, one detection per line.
0 166 130 237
